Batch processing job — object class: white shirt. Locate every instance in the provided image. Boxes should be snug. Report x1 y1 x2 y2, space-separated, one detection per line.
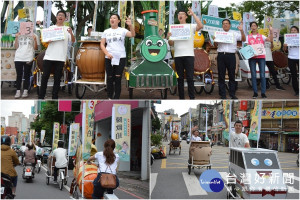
174 24 197 57
35 146 44 156
14 34 37 62
230 131 249 148
53 148 68 168
95 152 119 175
264 41 273 61
287 46 299 59
217 30 241 53
102 27 129 59
20 145 27 153
44 25 71 62
191 135 202 142
164 39 172 60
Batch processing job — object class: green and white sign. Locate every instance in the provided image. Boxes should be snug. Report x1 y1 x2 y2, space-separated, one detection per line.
202 15 240 32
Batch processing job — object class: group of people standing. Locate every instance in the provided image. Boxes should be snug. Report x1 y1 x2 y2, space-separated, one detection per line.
12 9 299 99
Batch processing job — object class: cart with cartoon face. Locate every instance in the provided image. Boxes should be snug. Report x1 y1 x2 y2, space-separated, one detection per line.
225 147 287 199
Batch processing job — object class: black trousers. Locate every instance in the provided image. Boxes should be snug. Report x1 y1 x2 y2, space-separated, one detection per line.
15 61 31 90
92 173 119 199
174 56 195 99
53 167 65 181
105 58 126 99
38 60 64 99
266 61 280 88
217 53 236 97
288 58 299 94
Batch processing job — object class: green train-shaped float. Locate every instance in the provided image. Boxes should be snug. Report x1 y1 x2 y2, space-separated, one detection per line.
126 10 177 99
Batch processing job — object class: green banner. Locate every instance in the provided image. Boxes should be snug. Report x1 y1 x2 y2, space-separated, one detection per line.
202 15 240 32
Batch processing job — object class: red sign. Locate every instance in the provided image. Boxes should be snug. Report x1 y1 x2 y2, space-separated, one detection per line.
58 101 72 112
240 101 248 111
243 120 249 127
60 124 67 134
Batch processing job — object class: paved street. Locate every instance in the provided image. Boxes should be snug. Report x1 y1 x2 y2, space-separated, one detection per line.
1 77 298 100
151 141 300 199
14 163 149 199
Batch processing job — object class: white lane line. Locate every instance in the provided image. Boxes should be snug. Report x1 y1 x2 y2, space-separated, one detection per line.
150 173 158 195
182 172 207 196
287 185 300 193
292 175 299 182
219 172 229 182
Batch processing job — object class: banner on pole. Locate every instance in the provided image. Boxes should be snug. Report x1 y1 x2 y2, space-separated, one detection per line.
41 130 46 144
118 0 127 28
68 123 80 157
222 101 231 141
169 0 176 26
248 101 262 141
158 1 165 32
24 1 38 27
192 1 201 24
30 129 35 145
43 0 52 28
113 104 131 162
82 101 95 160
264 16 273 28
208 5 218 17
52 122 60 151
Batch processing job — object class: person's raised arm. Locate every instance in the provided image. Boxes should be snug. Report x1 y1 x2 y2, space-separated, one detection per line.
238 21 246 42
125 16 135 38
187 7 203 31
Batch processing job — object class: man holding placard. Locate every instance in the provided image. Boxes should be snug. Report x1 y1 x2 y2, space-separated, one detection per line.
38 10 75 99
215 19 246 100
168 8 203 99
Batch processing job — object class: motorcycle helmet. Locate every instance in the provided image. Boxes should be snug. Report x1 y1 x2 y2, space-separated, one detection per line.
1 135 11 146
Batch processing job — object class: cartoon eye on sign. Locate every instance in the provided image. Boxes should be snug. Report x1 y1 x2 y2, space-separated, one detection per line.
141 35 167 62
251 158 260 166
264 159 273 166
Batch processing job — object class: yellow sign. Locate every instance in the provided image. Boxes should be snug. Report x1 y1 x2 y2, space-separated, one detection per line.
18 8 29 19
52 122 60 150
113 104 131 162
261 107 299 119
258 28 269 37
30 129 35 145
119 0 127 28
1 127 4 135
233 12 242 21
82 101 96 160
248 101 261 140
264 16 273 28
158 1 165 32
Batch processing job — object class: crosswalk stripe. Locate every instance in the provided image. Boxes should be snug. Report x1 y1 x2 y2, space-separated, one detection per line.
293 175 300 182
182 172 208 196
150 173 158 195
287 185 300 193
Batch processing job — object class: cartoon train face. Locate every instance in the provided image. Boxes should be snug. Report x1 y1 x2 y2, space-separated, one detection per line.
141 35 167 62
229 148 288 199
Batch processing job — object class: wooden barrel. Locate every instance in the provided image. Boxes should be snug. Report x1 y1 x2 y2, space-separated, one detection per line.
76 41 105 82
73 161 98 199
272 51 288 68
194 49 210 73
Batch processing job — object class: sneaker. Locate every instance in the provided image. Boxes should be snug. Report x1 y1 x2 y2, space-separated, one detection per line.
22 90 28 98
276 86 285 91
230 95 238 100
252 93 258 99
261 94 267 98
15 90 21 98
53 180 58 184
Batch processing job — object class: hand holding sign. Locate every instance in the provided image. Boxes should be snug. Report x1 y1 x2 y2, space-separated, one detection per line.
214 31 234 43
239 45 255 60
7 21 20 35
20 22 33 36
252 43 266 56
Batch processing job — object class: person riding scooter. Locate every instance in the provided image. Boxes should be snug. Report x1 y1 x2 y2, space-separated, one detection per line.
24 144 37 177
1 135 21 198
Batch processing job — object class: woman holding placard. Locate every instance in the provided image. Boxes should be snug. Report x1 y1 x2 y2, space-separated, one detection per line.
100 14 135 99
247 22 273 99
283 26 299 96
14 22 38 98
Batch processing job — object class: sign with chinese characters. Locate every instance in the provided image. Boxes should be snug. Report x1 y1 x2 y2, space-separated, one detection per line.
284 33 299 46
52 122 60 151
41 27 65 43
169 24 192 40
233 12 242 21
214 31 234 43
30 129 35 145
239 45 255 60
20 22 34 36
112 104 131 162
191 1 201 24
158 1 165 32
202 15 241 33
18 8 30 19
118 0 127 28
41 130 46 144
264 16 273 28
248 101 262 141
251 43 266 56
208 5 219 17
222 101 231 141
260 107 299 119
82 101 95 160
68 123 80 157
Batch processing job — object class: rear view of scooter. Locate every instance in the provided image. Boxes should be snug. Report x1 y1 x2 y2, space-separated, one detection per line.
22 163 35 182
1 173 15 199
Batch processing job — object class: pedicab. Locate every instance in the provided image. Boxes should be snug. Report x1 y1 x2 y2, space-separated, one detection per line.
225 147 287 199
45 155 69 190
188 141 212 175
169 132 181 155
169 32 216 96
126 10 177 99
74 40 107 99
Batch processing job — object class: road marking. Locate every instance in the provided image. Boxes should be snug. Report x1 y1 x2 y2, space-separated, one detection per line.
150 173 158 195
166 162 186 166
42 165 47 171
293 175 300 182
117 187 143 199
287 185 300 193
182 172 207 196
161 159 166 168
219 172 229 182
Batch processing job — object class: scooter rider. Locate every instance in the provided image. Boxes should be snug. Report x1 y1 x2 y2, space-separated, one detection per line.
52 140 68 184
24 144 37 173
1 136 21 197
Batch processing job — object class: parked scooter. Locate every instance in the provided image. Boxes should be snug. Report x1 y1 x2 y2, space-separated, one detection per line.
1 173 15 199
22 163 35 181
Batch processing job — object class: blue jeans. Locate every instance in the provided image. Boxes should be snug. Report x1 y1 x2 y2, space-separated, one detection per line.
249 58 266 94
92 173 119 199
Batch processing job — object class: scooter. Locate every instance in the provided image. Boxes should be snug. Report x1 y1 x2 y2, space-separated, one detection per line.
22 163 35 181
1 173 14 199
